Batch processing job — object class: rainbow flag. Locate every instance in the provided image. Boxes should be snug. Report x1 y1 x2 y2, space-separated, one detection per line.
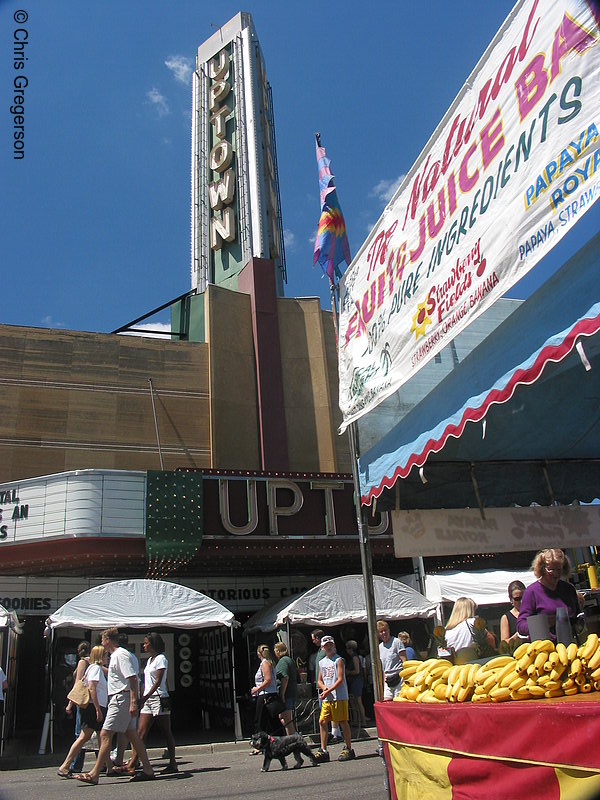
313 137 351 283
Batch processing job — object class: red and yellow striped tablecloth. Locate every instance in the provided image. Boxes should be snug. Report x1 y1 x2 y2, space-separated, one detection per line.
375 695 600 800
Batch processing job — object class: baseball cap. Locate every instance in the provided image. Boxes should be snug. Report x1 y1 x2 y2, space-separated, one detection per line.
321 635 335 646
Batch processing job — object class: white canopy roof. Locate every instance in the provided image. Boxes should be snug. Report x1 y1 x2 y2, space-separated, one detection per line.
424 569 536 607
0 604 21 631
46 579 237 630
244 574 437 634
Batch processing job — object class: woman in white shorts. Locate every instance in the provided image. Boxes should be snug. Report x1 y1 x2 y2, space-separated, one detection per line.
126 632 178 774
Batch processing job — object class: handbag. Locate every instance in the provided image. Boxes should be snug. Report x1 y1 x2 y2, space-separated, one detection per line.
385 672 401 688
67 679 90 708
159 695 172 712
263 693 285 718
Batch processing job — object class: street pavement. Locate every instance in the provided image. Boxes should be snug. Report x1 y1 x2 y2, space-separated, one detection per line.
0 738 389 800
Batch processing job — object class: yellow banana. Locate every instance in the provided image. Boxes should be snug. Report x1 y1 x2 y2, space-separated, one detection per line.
527 685 546 698
515 653 535 674
555 643 569 667
478 656 514 674
545 652 560 671
580 682 592 693
490 686 510 702
534 652 549 671
483 671 501 694
593 680 600 692
544 688 563 698
400 666 419 680
510 687 532 700
500 668 520 689
402 660 423 670
543 680 562 692
562 677 575 690
550 664 566 682
446 665 462 685
497 661 519 684
457 686 473 703
532 639 555 655
416 689 436 703
564 686 579 696
508 674 527 691
567 642 578 661
590 665 600 681
471 693 491 703
570 658 583 677
586 647 600 672
513 642 530 659
579 633 599 662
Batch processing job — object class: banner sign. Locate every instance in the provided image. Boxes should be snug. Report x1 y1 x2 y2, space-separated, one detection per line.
339 0 600 428
391 504 600 558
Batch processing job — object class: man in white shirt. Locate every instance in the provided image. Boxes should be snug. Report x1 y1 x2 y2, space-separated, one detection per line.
75 627 155 785
377 620 406 700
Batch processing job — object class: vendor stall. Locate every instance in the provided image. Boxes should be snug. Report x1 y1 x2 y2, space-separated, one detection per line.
376 696 600 800
42 579 240 752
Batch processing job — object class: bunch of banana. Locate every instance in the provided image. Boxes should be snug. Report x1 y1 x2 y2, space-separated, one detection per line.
395 635 600 704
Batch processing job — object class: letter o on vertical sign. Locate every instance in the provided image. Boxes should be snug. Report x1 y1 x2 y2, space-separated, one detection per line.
210 140 233 173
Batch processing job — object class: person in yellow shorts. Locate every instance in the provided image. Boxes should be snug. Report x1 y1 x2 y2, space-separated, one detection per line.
314 636 355 762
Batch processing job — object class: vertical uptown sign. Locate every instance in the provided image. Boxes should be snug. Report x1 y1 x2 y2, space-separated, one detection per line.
208 48 236 251
191 12 286 294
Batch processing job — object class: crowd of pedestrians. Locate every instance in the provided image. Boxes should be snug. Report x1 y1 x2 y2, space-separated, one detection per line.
58 627 177 785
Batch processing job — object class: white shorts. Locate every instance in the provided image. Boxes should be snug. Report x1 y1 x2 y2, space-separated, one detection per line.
103 691 138 732
140 693 169 716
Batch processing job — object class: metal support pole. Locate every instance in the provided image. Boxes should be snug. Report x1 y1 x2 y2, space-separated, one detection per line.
348 422 384 705
148 378 164 470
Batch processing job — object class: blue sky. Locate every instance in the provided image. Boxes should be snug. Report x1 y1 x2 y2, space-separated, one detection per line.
1 0 598 334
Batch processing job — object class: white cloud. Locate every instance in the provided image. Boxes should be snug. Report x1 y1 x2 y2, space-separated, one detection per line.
41 315 65 328
165 55 194 85
370 174 406 205
146 88 170 117
283 228 296 250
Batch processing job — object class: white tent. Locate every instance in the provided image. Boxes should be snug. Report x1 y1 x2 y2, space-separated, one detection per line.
46 579 237 630
42 579 240 754
424 569 536 610
0 604 21 632
244 574 437 635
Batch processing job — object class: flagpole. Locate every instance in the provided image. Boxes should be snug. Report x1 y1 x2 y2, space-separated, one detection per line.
329 279 390 797
329 279 384 704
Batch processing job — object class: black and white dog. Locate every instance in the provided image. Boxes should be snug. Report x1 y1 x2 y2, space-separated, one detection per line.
250 731 319 772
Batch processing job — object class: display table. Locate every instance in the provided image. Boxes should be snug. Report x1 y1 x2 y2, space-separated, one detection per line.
375 695 600 800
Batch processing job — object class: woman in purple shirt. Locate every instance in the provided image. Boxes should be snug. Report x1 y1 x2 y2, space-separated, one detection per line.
517 548 583 641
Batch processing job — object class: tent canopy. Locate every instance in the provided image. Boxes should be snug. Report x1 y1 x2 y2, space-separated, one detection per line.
0 604 21 632
359 234 600 510
424 570 536 609
244 574 436 634
46 579 237 630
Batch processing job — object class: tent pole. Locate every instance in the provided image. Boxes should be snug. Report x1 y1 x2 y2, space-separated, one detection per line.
38 627 52 754
230 626 242 741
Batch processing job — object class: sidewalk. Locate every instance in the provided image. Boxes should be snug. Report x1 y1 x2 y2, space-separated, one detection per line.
0 726 379 771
